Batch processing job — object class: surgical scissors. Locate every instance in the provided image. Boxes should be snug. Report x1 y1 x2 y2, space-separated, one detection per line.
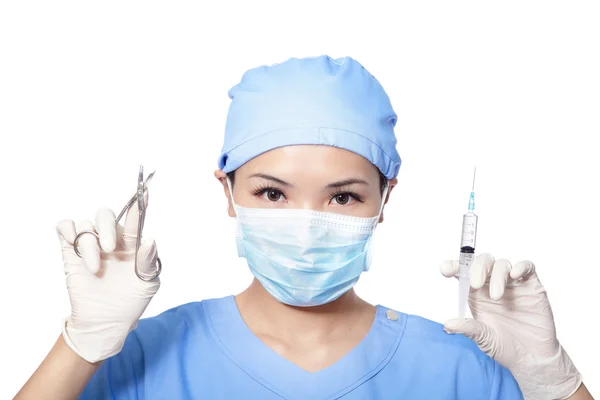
73 166 162 281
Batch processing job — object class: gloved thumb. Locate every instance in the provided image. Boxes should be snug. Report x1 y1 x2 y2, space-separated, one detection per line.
135 238 161 282
444 318 499 357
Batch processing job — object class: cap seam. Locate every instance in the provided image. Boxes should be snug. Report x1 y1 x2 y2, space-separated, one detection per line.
223 125 397 167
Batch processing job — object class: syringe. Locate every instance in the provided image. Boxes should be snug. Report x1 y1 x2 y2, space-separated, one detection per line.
458 167 479 318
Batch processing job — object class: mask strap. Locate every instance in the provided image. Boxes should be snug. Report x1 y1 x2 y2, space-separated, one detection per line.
226 177 238 211
376 182 390 221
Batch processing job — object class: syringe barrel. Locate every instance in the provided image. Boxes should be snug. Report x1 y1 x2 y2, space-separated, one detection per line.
460 212 478 250
458 212 478 279
458 251 475 279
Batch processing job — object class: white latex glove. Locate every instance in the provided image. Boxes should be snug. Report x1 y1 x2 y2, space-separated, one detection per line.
440 253 582 400
56 189 160 363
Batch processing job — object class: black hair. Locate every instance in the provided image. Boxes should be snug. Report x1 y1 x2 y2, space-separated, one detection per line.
226 169 388 196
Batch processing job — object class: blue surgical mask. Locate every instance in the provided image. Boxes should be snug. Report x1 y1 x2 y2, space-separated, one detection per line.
228 178 388 307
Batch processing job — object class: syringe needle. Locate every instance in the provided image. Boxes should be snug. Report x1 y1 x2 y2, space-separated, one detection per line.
459 166 479 318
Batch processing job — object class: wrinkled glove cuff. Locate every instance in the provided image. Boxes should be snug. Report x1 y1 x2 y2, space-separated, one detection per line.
61 318 97 363
61 318 126 364
557 375 583 400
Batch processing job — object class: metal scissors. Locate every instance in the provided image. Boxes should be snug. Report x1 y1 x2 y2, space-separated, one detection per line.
73 165 162 281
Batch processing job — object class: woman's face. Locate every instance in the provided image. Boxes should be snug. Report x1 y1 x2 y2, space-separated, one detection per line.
215 145 397 221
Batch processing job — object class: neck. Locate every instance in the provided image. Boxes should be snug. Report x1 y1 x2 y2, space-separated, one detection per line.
235 279 376 344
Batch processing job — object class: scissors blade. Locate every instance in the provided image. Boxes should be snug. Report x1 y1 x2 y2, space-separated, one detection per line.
137 165 145 213
144 170 156 190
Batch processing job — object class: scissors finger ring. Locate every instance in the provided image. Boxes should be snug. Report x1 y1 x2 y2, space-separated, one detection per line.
72 166 162 281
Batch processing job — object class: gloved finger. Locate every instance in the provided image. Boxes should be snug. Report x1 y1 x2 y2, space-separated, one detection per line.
469 253 494 290
439 260 459 278
510 259 537 281
444 318 499 357
95 207 117 252
135 238 160 281
56 219 76 247
489 258 512 300
75 220 101 274
122 188 149 251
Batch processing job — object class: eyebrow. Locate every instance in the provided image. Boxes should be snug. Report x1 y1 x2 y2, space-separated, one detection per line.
249 173 292 186
249 174 368 189
326 178 368 188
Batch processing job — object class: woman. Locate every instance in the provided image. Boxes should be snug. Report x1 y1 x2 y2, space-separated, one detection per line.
16 55 592 399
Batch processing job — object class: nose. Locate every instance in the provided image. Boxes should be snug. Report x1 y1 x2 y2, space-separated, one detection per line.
298 198 325 212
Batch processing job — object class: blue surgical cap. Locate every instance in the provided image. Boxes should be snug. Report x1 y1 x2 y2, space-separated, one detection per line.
218 55 401 179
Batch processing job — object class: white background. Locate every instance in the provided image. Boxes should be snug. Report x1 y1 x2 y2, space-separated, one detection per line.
1 1 598 398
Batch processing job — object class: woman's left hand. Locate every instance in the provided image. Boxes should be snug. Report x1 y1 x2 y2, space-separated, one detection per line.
440 253 583 400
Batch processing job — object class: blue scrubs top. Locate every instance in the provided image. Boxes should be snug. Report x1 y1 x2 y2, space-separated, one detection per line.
80 296 523 399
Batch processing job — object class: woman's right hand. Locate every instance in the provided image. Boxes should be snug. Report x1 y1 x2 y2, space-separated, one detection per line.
55 189 161 364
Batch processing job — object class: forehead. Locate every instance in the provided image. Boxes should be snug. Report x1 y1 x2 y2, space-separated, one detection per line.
236 145 380 180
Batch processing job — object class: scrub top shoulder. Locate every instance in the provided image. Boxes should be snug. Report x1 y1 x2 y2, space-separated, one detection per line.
80 295 523 399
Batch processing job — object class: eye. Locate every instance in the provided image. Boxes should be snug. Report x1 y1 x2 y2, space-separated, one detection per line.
265 189 283 202
333 193 351 205
331 191 364 205
252 186 286 202
329 188 364 206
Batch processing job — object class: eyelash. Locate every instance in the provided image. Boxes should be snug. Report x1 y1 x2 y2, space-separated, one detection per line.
251 185 364 204
330 189 364 204
251 184 285 198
